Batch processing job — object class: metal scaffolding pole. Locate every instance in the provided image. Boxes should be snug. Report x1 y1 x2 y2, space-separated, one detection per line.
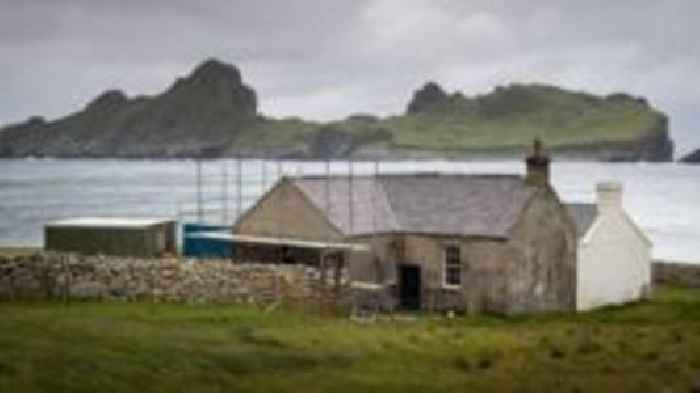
261 159 267 197
372 160 379 234
325 160 331 234
372 160 380 287
348 159 354 234
222 160 229 224
276 160 282 182
276 159 283 245
236 158 243 222
322 159 332 290
196 159 203 223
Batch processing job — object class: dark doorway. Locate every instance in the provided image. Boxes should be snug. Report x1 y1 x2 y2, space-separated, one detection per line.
399 264 421 310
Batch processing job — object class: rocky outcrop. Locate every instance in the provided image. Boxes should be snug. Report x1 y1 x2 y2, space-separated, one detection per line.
634 120 674 162
85 90 129 113
680 149 700 164
0 58 259 159
406 82 449 113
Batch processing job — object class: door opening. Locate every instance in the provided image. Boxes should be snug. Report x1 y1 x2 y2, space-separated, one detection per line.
399 264 421 310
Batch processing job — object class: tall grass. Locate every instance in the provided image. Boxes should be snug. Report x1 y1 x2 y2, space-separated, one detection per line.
1 287 699 392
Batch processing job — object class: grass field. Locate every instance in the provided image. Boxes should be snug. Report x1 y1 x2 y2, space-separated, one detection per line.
1 287 699 393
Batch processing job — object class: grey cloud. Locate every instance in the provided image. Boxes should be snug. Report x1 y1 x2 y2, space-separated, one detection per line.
0 0 698 152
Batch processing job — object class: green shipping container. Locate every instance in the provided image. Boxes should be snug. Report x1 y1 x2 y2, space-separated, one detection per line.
45 217 177 258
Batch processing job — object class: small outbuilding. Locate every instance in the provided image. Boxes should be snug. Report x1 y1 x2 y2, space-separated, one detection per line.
567 183 653 311
45 217 177 258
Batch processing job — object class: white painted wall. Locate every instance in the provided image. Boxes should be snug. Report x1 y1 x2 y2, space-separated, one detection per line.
576 182 652 311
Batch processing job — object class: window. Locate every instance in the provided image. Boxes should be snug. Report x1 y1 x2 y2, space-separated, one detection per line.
322 252 346 286
444 246 461 287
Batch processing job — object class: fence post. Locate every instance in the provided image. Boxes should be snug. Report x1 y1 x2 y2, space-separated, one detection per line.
61 255 71 305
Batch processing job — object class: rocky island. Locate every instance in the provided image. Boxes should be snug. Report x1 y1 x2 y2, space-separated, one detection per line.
0 58 674 161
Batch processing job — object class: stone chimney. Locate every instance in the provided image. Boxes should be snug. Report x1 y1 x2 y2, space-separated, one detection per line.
525 139 550 186
596 182 623 212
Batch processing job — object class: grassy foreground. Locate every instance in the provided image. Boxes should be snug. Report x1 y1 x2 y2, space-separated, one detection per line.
1 288 700 393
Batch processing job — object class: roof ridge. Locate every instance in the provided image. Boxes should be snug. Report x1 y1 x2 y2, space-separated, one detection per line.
287 173 524 180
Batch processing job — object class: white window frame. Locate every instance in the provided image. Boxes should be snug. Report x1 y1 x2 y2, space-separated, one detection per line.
442 245 461 289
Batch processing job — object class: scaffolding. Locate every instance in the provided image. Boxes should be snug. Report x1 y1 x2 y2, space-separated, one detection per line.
179 160 392 310
179 159 382 230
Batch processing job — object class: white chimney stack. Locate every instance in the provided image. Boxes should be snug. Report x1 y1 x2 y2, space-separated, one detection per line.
596 181 623 212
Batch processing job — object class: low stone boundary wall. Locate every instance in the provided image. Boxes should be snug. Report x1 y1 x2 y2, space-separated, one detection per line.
653 261 700 288
0 253 349 305
4 255 696 306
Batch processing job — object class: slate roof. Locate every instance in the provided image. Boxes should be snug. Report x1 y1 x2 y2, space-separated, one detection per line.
565 203 598 239
289 173 539 238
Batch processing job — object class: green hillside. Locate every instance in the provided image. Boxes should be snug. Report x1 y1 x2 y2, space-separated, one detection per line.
328 83 667 153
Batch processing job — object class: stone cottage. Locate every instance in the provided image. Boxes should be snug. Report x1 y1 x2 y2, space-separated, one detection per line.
232 141 579 314
566 182 652 311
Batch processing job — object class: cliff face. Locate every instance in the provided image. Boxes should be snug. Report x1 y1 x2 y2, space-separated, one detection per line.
0 59 674 161
632 116 674 162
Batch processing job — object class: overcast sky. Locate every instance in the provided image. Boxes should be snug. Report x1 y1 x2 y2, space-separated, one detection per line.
1 0 698 153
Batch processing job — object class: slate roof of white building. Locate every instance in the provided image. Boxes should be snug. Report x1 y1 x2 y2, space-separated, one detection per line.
289 173 539 238
565 204 598 239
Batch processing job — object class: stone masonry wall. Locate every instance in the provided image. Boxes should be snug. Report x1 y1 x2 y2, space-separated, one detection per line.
0 253 349 306
3 254 695 310
652 261 700 288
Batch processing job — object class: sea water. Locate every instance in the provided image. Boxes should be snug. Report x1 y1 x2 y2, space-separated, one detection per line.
0 159 697 263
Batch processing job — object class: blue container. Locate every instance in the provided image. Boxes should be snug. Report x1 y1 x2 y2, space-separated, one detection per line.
182 223 234 258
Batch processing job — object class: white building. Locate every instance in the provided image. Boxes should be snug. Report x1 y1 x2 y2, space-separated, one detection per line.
567 182 653 311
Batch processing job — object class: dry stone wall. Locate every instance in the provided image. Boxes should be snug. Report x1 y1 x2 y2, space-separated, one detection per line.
0 253 349 306
2 254 695 309
652 261 700 288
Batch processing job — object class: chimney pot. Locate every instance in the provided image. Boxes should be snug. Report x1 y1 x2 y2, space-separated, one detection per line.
525 138 550 186
596 181 623 211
